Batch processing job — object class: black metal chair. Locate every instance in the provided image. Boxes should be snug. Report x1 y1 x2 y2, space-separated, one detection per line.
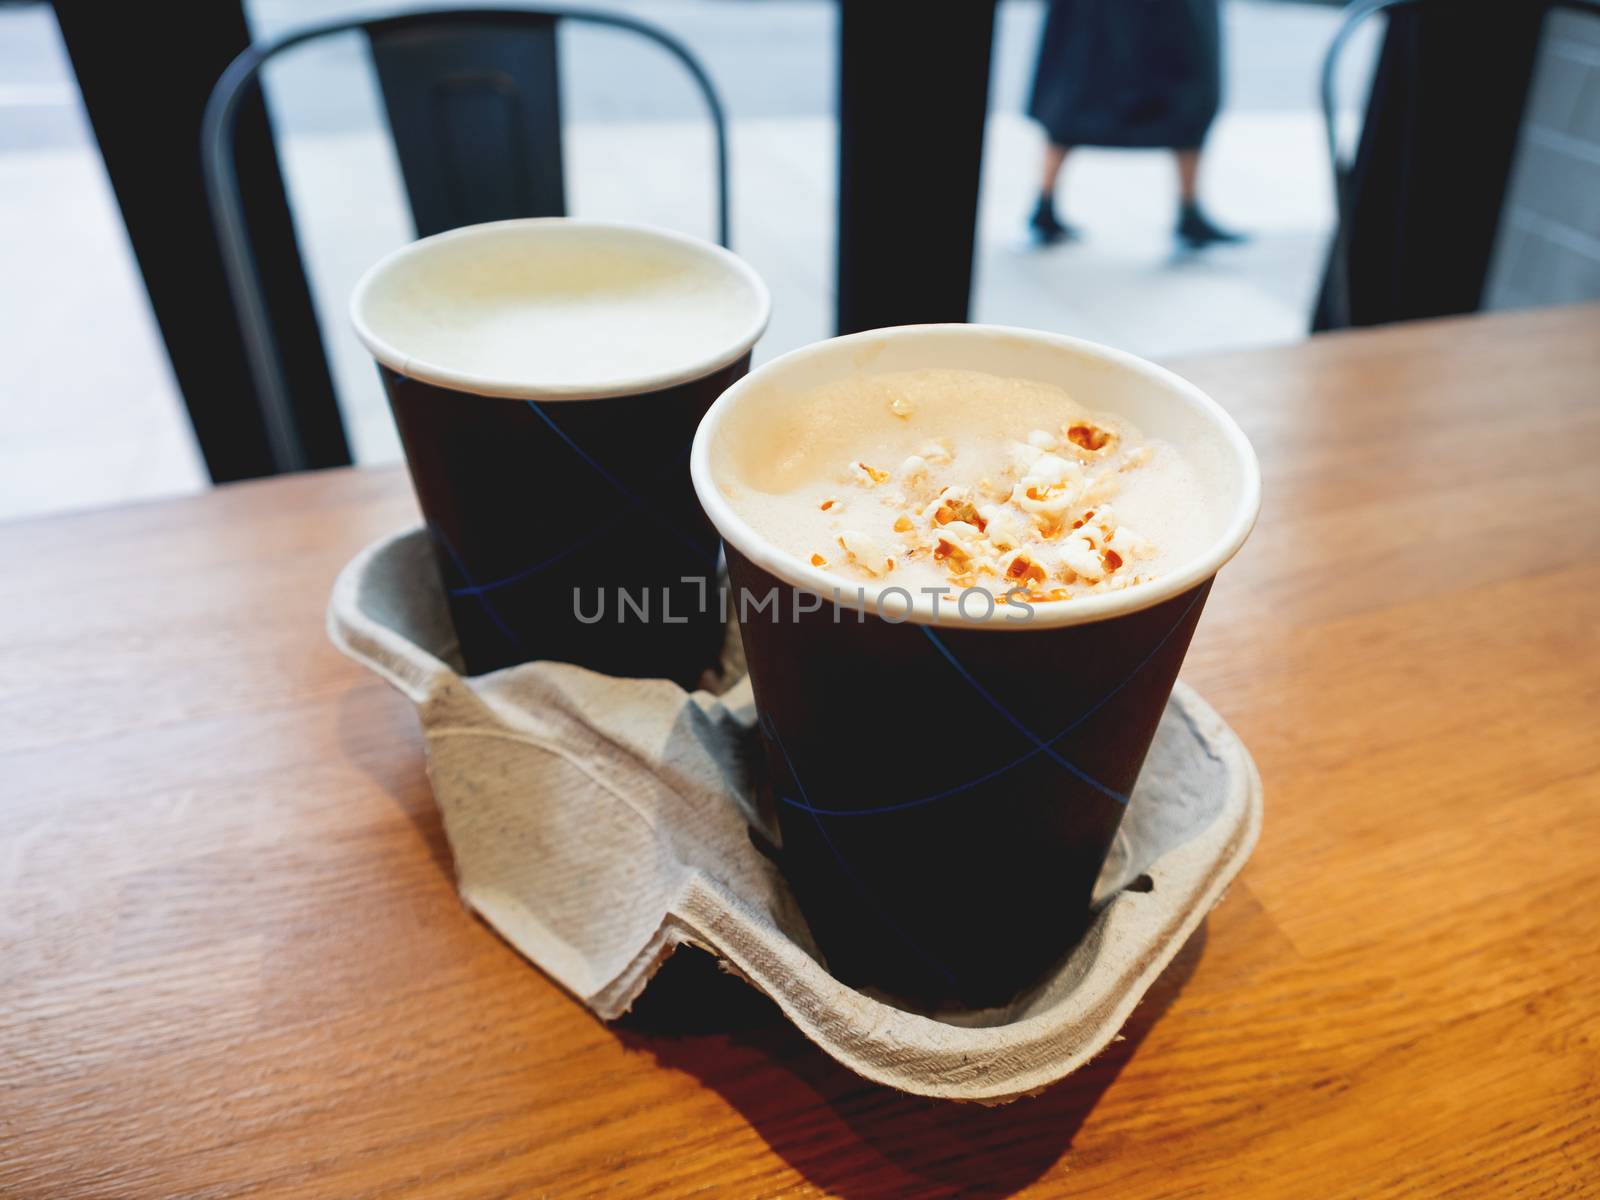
1317 0 1600 330
202 6 732 474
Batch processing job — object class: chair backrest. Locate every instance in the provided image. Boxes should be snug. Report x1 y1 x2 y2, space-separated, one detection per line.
1317 0 1600 330
202 5 731 474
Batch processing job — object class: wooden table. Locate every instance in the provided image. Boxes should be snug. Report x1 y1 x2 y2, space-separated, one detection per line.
5 306 1598 1198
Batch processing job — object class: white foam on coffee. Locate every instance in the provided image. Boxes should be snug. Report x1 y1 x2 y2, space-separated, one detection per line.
714 367 1215 600
357 224 764 392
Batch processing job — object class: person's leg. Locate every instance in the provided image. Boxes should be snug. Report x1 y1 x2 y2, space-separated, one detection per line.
1175 148 1201 205
1172 147 1245 248
1041 141 1071 196
1028 142 1080 245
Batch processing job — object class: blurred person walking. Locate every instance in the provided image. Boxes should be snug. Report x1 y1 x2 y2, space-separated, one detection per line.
1026 0 1245 250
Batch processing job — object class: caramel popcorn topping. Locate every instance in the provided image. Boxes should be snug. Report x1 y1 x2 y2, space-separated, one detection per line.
811 412 1159 600
1067 423 1112 452
1004 553 1047 584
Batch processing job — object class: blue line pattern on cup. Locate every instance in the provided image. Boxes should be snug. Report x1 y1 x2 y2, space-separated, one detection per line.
442 423 712 606
760 711 960 990
920 626 1128 804
428 523 524 651
523 401 716 566
446 510 628 598
773 587 1205 818
438 419 713 630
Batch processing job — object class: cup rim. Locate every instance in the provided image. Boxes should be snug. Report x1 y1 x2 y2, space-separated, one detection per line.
348 218 772 402
691 323 1262 631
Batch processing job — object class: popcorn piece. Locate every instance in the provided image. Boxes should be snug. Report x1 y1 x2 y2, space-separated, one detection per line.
1075 504 1115 537
919 439 954 465
932 487 986 530
1065 422 1115 454
1015 453 1085 520
1107 523 1154 560
929 510 986 561
899 454 930 485
1026 453 1077 484
838 530 894 576
1060 534 1106 582
978 504 1031 552
1074 506 1147 573
849 461 891 486
1027 429 1059 451
819 496 841 512
998 548 1047 586
893 515 914 533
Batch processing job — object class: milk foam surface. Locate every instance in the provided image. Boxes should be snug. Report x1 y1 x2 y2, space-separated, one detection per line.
716 367 1212 603
359 225 762 390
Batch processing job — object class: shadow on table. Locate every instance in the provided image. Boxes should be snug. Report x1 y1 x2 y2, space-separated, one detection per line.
336 685 457 880
615 921 1208 1199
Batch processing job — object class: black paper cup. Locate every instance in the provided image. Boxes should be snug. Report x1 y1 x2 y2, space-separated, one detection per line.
351 220 769 683
691 325 1260 1010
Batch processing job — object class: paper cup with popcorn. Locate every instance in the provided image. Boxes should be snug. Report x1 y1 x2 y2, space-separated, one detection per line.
691 324 1260 1009
352 220 769 683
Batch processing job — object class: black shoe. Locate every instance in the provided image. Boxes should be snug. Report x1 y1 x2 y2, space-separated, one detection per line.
1176 202 1246 250
1027 195 1080 246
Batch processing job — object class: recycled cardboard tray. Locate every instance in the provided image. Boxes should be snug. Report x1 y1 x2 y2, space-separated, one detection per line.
329 528 1262 1102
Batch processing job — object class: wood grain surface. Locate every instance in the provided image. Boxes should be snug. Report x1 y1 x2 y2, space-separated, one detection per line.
3 306 1598 1199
